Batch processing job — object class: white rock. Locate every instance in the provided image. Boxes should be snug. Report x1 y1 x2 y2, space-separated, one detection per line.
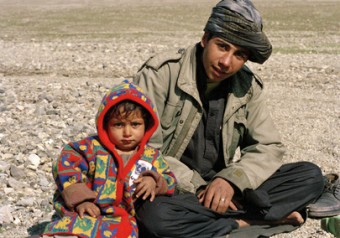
8 177 24 189
1 153 13 160
28 153 41 168
4 187 14 195
0 205 13 224
0 161 10 172
13 216 21 225
17 197 35 207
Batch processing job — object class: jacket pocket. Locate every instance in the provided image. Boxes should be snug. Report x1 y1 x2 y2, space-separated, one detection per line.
161 102 183 130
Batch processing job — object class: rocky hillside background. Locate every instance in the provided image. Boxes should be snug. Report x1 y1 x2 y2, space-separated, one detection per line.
0 0 339 237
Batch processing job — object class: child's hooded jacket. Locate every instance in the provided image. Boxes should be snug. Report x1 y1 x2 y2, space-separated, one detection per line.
43 80 176 238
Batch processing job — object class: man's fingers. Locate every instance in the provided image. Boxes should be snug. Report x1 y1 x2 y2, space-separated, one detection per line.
203 190 214 209
201 178 236 213
231 199 243 210
197 189 206 203
203 183 223 210
211 194 222 211
216 196 231 213
229 201 238 210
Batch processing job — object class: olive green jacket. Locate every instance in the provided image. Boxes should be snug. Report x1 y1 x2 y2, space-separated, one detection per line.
133 44 284 194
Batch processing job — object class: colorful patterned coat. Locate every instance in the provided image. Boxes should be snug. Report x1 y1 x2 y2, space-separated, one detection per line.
43 81 177 238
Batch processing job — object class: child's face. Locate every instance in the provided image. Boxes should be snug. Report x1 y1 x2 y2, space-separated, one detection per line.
107 109 146 152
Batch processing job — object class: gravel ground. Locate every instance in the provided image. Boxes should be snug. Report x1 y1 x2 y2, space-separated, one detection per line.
0 0 339 237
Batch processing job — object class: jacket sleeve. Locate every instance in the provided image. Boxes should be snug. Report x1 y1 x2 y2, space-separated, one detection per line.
149 150 177 195
133 48 207 194
134 62 199 194
164 155 207 194
133 50 183 150
133 65 170 149
53 139 97 209
215 80 285 192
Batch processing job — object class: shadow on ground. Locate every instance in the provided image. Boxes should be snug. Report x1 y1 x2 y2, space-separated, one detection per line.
27 221 49 236
27 213 59 236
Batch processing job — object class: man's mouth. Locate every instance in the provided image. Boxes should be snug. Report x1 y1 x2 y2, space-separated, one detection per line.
213 66 227 77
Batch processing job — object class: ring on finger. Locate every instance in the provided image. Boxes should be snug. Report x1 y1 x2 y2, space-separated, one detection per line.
220 198 226 203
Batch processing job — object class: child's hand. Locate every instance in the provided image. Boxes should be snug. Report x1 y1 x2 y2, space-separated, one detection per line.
133 176 157 201
75 201 101 219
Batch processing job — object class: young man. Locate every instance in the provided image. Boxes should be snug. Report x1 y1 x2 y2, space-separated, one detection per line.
133 0 326 237
42 81 176 238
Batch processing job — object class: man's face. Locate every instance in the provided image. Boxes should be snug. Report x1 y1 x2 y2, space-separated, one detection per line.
201 32 249 83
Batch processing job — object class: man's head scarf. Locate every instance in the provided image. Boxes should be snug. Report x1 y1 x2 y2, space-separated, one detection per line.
204 0 272 64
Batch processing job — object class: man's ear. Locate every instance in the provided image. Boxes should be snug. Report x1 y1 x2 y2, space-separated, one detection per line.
201 32 209 48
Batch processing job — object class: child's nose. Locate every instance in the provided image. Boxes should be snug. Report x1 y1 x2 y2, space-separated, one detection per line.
123 126 131 136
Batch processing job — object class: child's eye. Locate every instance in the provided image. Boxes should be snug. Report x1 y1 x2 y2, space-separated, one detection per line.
113 122 123 128
131 122 142 127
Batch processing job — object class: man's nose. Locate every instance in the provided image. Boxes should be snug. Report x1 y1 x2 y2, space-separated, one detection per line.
219 53 232 69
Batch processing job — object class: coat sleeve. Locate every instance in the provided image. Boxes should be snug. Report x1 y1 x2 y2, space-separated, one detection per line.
151 150 177 195
133 50 183 150
215 80 285 192
134 61 199 194
133 48 209 194
133 64 170 149
53 139 97 209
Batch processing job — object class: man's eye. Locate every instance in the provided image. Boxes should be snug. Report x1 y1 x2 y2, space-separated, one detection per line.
218 43 228 51
236 52 248 60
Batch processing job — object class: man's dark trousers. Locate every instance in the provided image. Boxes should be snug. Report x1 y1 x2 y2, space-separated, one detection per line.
136 161 324 238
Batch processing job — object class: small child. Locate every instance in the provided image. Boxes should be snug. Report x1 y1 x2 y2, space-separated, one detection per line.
42 81 177 238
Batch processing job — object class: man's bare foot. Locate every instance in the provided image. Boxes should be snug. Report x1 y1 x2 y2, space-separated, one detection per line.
235 219 251 228
274 211 304 226
235 211 304 228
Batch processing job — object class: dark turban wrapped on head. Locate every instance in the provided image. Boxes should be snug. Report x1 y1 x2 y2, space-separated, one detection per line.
204 0 272 64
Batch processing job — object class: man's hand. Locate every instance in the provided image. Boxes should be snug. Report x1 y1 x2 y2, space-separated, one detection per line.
134 176 157 202
197 177 238 213
75 201 101 219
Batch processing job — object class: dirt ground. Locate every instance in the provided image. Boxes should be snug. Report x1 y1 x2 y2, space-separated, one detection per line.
0 0 339 237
